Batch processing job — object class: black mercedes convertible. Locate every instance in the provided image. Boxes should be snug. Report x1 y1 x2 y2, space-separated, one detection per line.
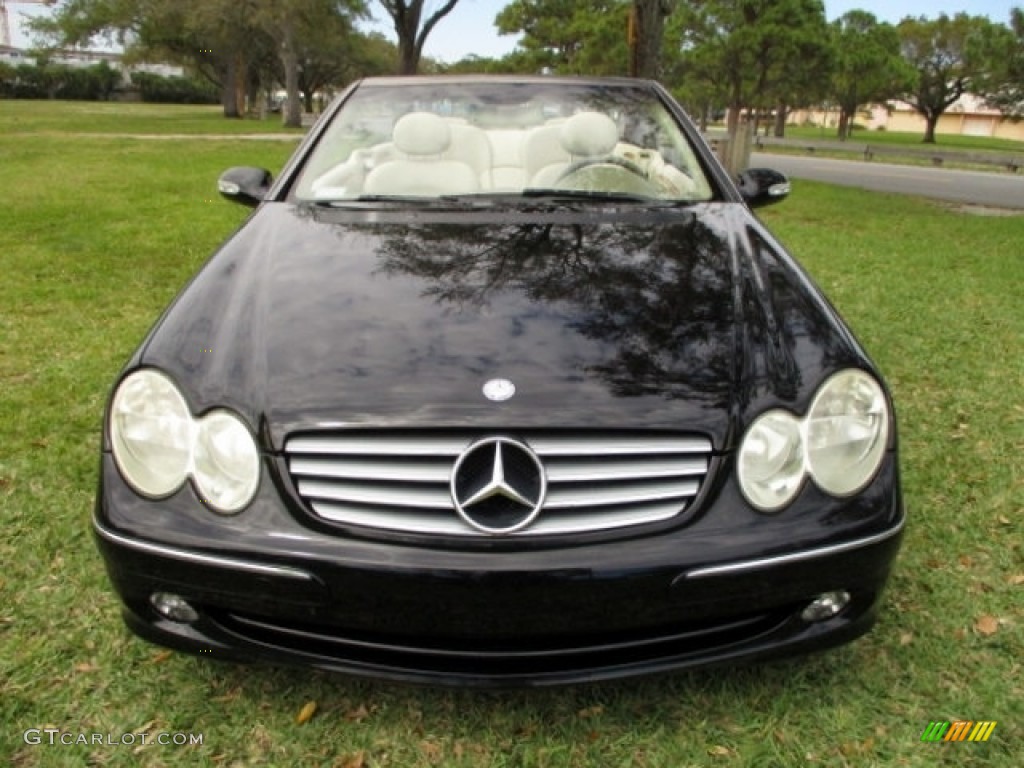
94 75 903 686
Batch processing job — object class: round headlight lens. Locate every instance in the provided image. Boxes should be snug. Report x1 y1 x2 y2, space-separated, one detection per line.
109 370 192 497
193 410 260 513
806 370 889 496
738 409 805 511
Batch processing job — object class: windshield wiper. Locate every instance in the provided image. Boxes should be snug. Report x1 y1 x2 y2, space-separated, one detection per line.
310 195 492 208
521 188 678 205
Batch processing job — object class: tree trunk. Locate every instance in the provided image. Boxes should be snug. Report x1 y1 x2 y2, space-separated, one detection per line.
304 90 314 114
235 54 247 118
631 0 668 79
773 102 787 138
396 13 420 75
398 39 418 74
281 30 302 128
221 58 240 118
923 113 938 143
837 109 850 141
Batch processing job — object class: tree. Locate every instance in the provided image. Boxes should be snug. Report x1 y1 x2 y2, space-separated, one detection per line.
629 0 674 78
252 0 366 127
830 11 913 140
668 0 832 135
29 0 271 117
495 0 630 76
377 0 461 74
30 0 371 120
980 8 1024 118
897 13 1004 143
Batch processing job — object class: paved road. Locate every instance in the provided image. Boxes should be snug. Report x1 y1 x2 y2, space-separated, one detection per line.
750 152 1024 210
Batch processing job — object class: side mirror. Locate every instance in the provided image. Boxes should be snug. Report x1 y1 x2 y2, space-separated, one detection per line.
737 168 791 208
217 167 273 208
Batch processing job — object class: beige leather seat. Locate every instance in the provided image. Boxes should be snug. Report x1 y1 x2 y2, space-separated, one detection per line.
363 112 480 196
444 121 494 189
522 121 569 187
529 111 620 187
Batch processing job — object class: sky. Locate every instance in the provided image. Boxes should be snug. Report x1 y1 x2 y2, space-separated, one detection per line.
6 1 1022 60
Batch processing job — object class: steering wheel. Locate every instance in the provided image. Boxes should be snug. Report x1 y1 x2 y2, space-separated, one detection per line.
554 155 649 184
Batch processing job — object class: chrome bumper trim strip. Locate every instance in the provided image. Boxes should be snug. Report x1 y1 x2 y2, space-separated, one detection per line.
685 516 905 580
92 518 316 582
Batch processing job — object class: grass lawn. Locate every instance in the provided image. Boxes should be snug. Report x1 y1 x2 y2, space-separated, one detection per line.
780 125 1024 155
0 99 306 135
709 123 1023 173
1 103 1022 767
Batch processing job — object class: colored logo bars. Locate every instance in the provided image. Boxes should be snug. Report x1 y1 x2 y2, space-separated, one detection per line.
921 721 997 743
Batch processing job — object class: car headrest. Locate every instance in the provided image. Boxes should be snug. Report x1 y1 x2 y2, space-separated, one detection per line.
393 112 451 156
559 112 619 157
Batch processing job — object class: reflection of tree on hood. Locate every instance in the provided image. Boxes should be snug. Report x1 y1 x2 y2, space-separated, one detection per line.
367 214 741 402
296 202 853 409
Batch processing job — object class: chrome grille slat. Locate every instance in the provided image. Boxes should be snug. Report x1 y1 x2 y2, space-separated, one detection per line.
310 499 686 536
290 456 452 483
530 436 709 456
545 479 700 509
286 431 711 537
544 457 707 482
297 479 453 509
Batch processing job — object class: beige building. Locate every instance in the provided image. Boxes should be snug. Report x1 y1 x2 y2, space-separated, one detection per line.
792 94 1024 142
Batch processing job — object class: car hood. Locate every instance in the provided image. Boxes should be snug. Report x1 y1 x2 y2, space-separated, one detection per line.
137 202 868 452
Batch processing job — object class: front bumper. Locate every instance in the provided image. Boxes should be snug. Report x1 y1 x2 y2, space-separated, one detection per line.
94 454 904 686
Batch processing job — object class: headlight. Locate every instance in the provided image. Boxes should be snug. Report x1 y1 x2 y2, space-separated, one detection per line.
193 410 260 513
109 370 260 513
806 370 889 496
110 370 191 497
737 410 804 511
737 369 891 511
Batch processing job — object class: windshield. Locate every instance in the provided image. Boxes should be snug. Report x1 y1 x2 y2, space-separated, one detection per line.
293 80 715 203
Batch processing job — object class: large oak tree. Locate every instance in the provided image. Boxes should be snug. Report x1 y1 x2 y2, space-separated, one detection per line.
897 13 1006 143
831 11 913 140
669 0 832 135
377 0 461 74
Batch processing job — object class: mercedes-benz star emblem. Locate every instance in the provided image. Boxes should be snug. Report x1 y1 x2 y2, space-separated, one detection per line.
482 378 516 402
450 437 546 534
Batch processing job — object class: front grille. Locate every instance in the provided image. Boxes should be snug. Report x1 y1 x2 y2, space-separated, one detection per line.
285 431 712 537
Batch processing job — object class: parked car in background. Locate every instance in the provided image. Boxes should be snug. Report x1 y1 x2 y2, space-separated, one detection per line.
95 76 903 686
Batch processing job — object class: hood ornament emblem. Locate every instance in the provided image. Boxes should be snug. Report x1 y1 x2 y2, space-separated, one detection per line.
451 437 546 534
482 378 516 402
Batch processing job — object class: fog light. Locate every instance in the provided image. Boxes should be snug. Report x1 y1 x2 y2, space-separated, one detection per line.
800 590 850 622
150 592 199 623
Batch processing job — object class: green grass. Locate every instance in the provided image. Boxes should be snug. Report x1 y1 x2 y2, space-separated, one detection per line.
0 99 306 135
782 125 1024 154
2 103 1022 767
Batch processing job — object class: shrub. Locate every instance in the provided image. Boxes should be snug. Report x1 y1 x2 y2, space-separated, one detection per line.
0 60 122 100
129 72 218 105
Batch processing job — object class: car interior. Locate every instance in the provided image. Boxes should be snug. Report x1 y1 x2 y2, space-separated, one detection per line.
298 92 712 201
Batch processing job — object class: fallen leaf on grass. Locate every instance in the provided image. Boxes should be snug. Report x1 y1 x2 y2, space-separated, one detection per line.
899 631 913 646
335 751 366 768
997 515 1012 526
296 701 318 725
708 745 734 757
345 704 370 722
150 650 173 664
1009 574 1024 586
975 615 999 636
74 662 98 673
420 740 443 762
